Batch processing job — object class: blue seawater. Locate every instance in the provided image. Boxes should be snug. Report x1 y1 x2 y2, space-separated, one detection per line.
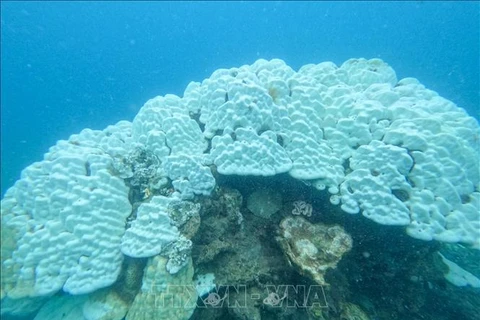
1 1 479 196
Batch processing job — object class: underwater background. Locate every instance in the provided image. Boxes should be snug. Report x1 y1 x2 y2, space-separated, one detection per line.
1 1 479 196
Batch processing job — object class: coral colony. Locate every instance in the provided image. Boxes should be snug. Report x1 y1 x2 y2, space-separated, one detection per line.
1 59 479 319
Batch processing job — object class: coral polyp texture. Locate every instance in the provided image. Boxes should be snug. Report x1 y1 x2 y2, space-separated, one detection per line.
1 58 480 318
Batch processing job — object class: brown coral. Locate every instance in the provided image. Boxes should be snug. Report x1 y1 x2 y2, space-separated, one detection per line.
276 216 352 286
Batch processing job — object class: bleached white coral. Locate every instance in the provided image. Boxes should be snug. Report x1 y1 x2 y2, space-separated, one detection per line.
182 58 479 248
121 195 180 258
1 122 133 299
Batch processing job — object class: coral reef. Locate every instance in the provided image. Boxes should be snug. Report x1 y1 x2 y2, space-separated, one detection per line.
190 184 480 320
192 187 289 285
2 58 480 320
276 216 352 286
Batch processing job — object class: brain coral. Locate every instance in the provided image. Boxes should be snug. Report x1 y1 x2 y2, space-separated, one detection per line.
1 58 479 317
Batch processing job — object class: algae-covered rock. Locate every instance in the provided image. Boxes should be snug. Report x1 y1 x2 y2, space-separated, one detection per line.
276 216 352 286
227 286 263 320
247 188 283 219
340 302 370 320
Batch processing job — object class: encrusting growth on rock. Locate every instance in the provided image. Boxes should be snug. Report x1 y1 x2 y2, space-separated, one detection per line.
276 216 353 286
